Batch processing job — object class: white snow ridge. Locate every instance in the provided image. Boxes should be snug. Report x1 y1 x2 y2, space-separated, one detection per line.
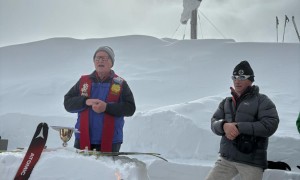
0 35 300 179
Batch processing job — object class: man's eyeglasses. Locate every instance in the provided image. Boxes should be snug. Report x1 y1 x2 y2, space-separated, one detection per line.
94 56 110 62
231 75 251 81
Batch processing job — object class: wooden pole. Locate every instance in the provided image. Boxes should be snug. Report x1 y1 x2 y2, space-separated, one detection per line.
191 9 197 39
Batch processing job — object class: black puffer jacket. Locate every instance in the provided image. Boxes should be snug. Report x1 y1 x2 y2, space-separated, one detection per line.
211 85 279 169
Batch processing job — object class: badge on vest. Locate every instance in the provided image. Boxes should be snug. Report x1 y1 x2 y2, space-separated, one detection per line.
81 83 89 97
113 76 123 84
111 84 121 95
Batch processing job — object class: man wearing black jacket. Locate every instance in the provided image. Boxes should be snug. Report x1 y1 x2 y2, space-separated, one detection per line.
64 46 135 152
206 61 279 180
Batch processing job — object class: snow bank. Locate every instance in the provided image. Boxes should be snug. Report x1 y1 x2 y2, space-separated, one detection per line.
0 149 149 180
0 36 300 179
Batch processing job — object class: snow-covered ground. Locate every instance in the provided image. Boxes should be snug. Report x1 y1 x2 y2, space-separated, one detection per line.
0 35 300 179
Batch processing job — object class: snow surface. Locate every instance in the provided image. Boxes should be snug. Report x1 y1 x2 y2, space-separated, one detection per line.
0 35 300 179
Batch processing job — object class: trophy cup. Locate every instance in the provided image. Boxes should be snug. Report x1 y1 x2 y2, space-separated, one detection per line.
51 126 79 147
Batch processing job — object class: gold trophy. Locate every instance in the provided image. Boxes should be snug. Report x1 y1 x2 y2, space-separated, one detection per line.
51 126 79 147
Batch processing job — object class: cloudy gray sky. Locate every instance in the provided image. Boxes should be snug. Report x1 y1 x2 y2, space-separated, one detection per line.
1 0 300 47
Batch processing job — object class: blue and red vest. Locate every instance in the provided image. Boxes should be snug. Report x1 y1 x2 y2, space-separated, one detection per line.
76 74 124 152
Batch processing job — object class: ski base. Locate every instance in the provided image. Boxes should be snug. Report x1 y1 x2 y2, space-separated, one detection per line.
77 150 168 162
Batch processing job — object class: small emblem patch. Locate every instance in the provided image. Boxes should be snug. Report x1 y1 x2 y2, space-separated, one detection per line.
81 83 89 97
238 70 244 75
111 84 121 95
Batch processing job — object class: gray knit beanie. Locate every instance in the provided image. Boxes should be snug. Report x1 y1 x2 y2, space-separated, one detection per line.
93 46 115 66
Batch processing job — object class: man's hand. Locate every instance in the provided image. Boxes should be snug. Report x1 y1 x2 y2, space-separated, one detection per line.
223 122 240 140
86 99 101 106
86 99 107 113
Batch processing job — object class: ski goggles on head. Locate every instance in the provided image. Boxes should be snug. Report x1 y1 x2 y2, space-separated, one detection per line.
231 75 252 81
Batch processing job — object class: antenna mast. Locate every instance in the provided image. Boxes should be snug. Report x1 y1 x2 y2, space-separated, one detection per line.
191 9 198 39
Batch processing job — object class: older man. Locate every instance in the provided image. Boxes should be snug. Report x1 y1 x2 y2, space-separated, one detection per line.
64 46 136 152
206 60 279 180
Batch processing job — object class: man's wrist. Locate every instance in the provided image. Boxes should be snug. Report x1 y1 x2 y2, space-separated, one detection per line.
221 120 228 130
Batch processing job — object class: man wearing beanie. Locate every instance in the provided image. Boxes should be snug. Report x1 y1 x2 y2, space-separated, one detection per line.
206 60 279 180
64 46 136 152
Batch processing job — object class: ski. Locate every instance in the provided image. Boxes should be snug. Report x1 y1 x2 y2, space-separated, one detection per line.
14 122 49 180
77 150 168 162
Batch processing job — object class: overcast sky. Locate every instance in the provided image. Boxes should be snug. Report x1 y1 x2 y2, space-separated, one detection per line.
1 0 300 47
